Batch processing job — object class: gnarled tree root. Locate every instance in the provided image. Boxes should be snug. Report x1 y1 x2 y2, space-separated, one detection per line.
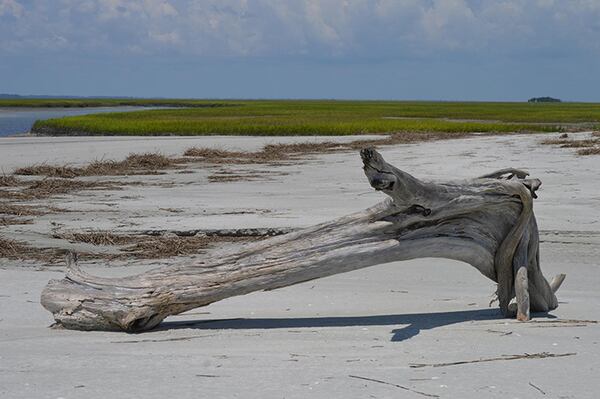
41 148 565 332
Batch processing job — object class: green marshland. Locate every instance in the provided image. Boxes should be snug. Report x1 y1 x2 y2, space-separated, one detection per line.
4 99 598 136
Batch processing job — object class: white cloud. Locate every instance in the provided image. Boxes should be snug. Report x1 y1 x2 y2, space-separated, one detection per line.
1 0 600 58
148 30 180 45
421 0 480 49
0 0 23 17
95 0 178 20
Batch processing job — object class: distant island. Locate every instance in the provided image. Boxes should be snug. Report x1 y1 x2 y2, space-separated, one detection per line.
528 96 561 103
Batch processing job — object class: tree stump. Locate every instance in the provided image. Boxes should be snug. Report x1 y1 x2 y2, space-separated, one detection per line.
41 148 565 332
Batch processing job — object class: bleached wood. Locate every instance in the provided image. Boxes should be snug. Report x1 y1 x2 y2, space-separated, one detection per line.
40 148 564 332
550 274 566 293
515 267 530 321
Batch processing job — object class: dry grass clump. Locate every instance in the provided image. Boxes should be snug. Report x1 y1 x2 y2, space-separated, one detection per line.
14 153 177 178
184 141 347 164
1 230 263 263
0 175 20 186
123 235 257 258
541 138 569 145
207 169 288 183
542 134 600 156
23 179 113 199
51 230 258 260
0 203 44 216
6 153 170 202
1 178 121 201
86 153 175 175
122 236 212 258
0 189 27 200
1 217 33 226
53 231 134 246
0 175 26 200
183 147 245 159
121 153 174 168
342 131 451 149
14 165 80 178
0 236 28 258
0 236 72 263
0 202 45 226
0 203 69 225
183 147 285 164
1 232 199 263
184 132 464 165
262 141 342 157
556 139 598 148
208 173 266 183
577 146 600 155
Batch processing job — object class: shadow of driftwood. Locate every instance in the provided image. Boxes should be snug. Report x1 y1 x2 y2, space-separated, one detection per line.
159 308 506 342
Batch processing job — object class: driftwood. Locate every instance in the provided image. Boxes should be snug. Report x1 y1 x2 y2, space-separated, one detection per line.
41 148 565 332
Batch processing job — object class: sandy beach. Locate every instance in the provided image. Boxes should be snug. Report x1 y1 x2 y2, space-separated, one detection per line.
1 132 599 398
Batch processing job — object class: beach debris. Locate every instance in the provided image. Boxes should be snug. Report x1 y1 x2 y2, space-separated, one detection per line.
409 352 576 368
529 382 546 395
111 334 217 344
528 319 598 327
348 375 439 398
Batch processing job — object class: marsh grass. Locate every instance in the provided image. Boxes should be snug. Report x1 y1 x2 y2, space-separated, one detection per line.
30 100 594 137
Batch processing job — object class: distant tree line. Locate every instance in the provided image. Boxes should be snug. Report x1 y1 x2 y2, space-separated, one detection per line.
528 97 561 103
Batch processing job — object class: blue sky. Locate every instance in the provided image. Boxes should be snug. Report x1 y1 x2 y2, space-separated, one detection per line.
1 0 600 101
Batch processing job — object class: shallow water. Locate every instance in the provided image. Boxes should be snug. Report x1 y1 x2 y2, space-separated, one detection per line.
0 106 155 137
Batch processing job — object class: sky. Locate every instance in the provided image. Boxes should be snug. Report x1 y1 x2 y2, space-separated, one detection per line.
1 0 600 101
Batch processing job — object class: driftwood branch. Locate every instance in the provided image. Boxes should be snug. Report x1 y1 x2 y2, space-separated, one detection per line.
41 148 565 332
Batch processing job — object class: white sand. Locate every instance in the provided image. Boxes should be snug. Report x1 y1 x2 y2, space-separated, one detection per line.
0 132 599 398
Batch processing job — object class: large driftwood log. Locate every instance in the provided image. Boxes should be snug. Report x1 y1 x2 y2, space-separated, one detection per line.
41 148 565 332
